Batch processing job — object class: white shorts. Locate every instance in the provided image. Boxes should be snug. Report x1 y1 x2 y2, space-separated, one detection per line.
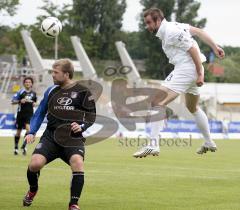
162 64 201 95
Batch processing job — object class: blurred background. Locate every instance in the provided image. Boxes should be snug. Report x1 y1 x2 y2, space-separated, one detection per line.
1 0 240 139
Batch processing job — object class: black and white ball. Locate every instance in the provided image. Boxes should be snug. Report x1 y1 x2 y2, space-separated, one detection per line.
41 17 62 38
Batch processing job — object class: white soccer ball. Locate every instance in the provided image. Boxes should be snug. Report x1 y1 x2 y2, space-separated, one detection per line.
41 17 62 38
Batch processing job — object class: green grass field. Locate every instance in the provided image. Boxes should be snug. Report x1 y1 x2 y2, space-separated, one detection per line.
1 137 240 210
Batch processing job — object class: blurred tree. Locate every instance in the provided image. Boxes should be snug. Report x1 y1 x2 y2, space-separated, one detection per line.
0 0 19 16
30 0 74 59
215 54 240 83
223 46 240 56
69 0 126 59
0 24 27 59
26 0 126 60
120 31 147 59
174 0 206 27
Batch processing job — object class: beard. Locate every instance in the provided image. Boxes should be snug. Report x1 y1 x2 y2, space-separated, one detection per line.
152 28 159 34
53 79 64 86
152 24 159 34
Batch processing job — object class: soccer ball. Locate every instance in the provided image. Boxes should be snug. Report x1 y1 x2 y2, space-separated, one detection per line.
41 17 62 38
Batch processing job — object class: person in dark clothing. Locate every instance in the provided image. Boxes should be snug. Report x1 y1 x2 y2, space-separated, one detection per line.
23 59 96 210
12 77 37 155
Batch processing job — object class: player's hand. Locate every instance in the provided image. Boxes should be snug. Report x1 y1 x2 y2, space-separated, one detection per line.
20 99 26 104
26 99 33 103
214 46 225 59
25 134 35 144
71 122 82 133
196 74 204 87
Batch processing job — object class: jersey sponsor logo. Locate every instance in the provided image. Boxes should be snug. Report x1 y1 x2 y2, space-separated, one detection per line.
57 97 72 106
54 105 75 110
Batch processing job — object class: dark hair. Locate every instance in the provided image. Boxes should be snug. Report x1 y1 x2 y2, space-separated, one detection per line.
143 8 164 21
52 58 74 79
23 77 34 84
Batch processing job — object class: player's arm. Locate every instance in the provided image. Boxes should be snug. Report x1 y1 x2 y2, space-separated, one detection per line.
71 90 96 133
188 46 204 87
167 27 204 86
25 88 49 143
189 26 225 59
82 90 96 131
11 91 21 104
32 93 38 107
73 90 96 133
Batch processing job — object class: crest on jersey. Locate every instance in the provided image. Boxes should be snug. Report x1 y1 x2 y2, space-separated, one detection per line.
71 92 77 98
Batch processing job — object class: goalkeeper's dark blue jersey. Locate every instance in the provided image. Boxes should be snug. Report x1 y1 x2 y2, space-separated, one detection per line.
29 83 96 135
12 89 37 115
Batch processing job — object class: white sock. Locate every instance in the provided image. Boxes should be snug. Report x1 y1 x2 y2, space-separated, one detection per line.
147 107 166 148
192 108 212 144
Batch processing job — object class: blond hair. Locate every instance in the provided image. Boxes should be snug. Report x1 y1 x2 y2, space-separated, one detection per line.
52 58 74 79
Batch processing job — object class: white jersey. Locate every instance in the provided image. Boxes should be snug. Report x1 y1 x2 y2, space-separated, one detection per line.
155 19 206 95
155 19 206 67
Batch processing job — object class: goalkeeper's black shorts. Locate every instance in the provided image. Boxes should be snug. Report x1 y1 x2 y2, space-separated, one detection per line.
16 113 33 129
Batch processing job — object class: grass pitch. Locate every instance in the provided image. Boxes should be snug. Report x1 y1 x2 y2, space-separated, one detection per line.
0 137 240 210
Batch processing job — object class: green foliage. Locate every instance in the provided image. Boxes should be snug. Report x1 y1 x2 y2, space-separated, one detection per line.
119 31 147 59
216 54 240 83
28 0 76 59
0 24 27 60
29 25 76 59
22 0 127 60
69 0 126 59
1 0 240 84
175 0 206 27
223 46 240 56
0 0 19 16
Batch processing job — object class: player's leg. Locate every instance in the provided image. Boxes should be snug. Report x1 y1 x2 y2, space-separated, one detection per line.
69 154 84 210
28 154 46 188
152 85 179 107
23 154 46 206
133 86 179 158
23 129 59 206
185 93 217 154
149 86 179 147
20 123 30 155
14 128 22 155
14 114 24 155
62 146 85 210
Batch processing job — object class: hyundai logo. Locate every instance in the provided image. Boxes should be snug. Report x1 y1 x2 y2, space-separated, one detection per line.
57 97 72 106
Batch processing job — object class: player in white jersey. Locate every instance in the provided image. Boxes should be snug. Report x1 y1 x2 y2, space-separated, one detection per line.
133 8 225 158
